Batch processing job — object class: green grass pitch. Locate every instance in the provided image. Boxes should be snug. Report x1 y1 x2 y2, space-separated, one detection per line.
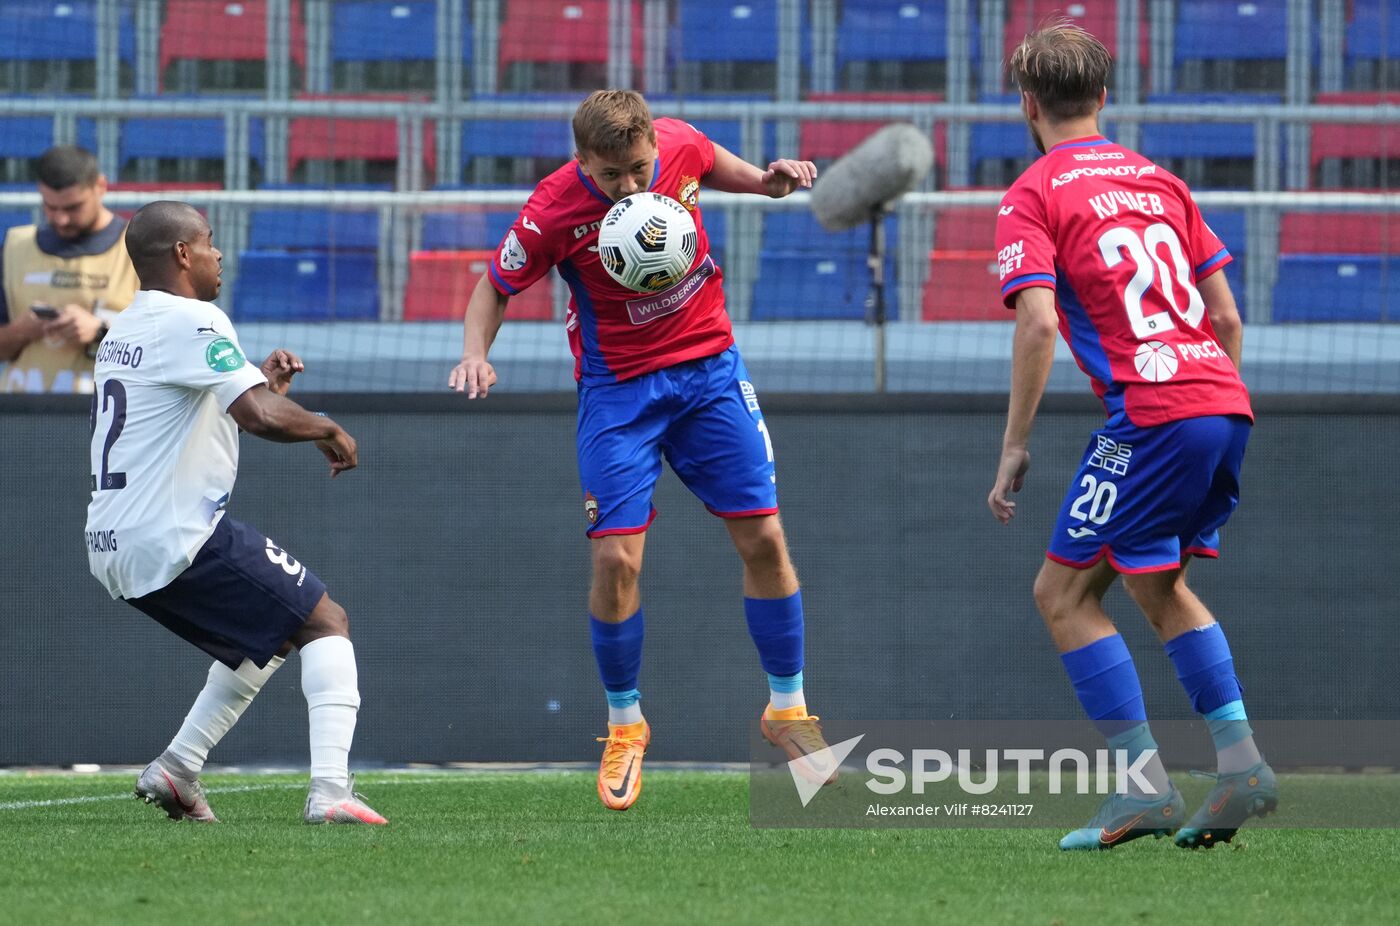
3 770 1397 925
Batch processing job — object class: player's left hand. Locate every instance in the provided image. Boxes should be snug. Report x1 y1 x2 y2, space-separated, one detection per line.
42 303 104 345
988 447 1031 525
261 348 305 396
761 159 817 198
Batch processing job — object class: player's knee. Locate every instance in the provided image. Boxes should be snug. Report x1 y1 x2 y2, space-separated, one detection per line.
593 542 642 587
732 518 788 569
1032 569 1070 623
303 597 350 639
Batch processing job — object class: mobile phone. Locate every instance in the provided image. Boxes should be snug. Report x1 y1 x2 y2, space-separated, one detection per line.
31 304 59 320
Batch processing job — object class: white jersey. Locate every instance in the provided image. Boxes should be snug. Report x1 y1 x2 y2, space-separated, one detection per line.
85 290 267 599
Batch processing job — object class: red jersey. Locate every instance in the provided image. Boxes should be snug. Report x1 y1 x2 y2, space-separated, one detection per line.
996 135 1252 427
488 117 733 384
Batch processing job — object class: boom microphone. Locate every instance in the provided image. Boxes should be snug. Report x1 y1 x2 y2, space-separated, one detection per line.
810 123 935 231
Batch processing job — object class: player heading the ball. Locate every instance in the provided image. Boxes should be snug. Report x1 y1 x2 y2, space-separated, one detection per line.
86 201 385 825
448 90 838 810
987 21 1275 851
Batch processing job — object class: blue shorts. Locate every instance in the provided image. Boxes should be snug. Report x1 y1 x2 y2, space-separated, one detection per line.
1047 415 1251 573
126 515 327 669
577 346 778 536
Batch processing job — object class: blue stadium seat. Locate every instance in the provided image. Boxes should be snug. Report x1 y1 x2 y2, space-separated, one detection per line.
233 251 380 321
249 210 380 251
1139 94 1278 159
1198 210 1248 320
837 0 976 64
1347 0 1400 60
0 1 135 62
0 118 63 160
1174 0 1288 63
1273 255 1393 322
675 1 791 63
119 117 266 168
761 211 897 255
751 253 897 320
971 94 1038 171
460 118 574 160
420 210 516 250
331 1 468 62
0 209 35 233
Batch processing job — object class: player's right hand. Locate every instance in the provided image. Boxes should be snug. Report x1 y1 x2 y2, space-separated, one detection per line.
449 357 498 399
988 447 1031 525
315 426 358 478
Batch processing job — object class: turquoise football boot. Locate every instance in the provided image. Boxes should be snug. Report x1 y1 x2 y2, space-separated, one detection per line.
1174 760 1278 849
1059 785 1185 850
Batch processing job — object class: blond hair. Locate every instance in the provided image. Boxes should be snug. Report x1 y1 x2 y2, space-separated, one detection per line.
572 89 656 159
1007 19 1112 121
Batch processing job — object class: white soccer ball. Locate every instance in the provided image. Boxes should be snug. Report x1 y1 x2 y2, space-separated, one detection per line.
596 192 698 293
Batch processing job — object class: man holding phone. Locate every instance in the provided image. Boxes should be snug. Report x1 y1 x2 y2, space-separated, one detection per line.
0 145 138 394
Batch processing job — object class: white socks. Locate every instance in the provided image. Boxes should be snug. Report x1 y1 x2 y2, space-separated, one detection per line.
769 687 806 711
299 635 362 786
166 655 286 773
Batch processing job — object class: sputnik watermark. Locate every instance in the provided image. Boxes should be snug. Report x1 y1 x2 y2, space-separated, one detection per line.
786 742 1160 808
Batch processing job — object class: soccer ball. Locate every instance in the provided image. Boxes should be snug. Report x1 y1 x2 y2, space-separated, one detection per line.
596 192 698 293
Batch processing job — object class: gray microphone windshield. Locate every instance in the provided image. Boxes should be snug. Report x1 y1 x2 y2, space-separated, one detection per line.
810 123 934 231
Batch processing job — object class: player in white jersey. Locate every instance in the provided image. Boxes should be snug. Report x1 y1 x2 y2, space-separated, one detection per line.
86 201 386 825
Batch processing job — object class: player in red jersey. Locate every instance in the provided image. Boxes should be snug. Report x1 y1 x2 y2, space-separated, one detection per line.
987 23 1276 850
448 90 836 810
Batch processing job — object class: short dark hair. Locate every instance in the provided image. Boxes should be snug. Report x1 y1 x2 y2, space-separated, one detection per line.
573 89 656 159
125 201 207 283
36 145 101 190
1007 20 1113 122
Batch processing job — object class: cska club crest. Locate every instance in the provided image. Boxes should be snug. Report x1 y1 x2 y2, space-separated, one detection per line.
677 175 699 211
584 491 599 524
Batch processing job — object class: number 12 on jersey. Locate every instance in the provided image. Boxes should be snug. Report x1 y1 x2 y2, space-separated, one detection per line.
1097 222 1205 340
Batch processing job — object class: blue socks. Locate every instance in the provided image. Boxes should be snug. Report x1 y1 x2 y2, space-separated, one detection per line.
1165 623 1260 773
1061 634 1170 797
590 609 644 725
745 592 806 710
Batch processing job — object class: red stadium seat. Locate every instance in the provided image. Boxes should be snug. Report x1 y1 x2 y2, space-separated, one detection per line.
288 95 436 177
498 0 643 68
799 92 946 168
921 250 1003 321
1311 92 1400 165
108 181 223 192
1279 213 1400 255
160 1 306 71
933 206 998 250
1004 0 1148 73
404 251 554 321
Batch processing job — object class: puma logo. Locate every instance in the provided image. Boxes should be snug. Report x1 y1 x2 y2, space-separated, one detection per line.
196 324 220 335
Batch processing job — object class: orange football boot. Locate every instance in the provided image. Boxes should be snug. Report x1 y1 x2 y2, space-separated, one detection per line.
596 719 651 811
760 705 839 785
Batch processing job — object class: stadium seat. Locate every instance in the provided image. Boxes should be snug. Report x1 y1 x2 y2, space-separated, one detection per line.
160 1 306 90
920 251 1001 321
1273 255 1393 322
1345 1 1400 87
1311 92 1400 188
761 211 897 256
647 94 778 162
331 1 472 92
1138 93 1279 190
119 116 267 173
459 107 574 184
0 118 64 160
1173 0 1288 90
332 1 439 61
420 210 515 250
248 210 380 251
232 250 379 321
498 0 642 91
751 253 878 320
970 94 1038 184
0 209 36 234
288 96 435 183
0 1 135 93
798 93 945 176
403 250 554 320
672 0 806 93
1006 0 1145 73
836 1 978 92
1279 212 1400 254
